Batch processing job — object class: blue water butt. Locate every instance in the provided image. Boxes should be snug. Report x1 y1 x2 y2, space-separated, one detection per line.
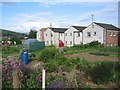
21 52 28 64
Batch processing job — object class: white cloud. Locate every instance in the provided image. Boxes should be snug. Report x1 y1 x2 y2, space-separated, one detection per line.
2 10 74 33
79 5 118 24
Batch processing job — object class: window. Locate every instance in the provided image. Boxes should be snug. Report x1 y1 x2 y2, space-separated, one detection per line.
65 33 67 36
61 33 62 36
113 43 116 46
70 41 72 45
66 41 67 44
51 33 53 37
70 33 72 36
87 32 91 37
93 32 96 36
46 34 47 36
113 32 116 36
109 32 112 36
110 43 113 47
47 41 49 44
51 41 53 44
77 33 80 37
92 24 94 28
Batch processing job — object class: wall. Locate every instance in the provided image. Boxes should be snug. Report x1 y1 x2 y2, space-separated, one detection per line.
83 23 105 45
44 28 53 46
65 26 82 47
106 30 119 46
36 31 41 41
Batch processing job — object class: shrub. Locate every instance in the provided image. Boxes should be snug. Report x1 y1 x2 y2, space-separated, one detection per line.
88 61 114 84
76 59 91 74
56 55 68 65
45 61 58 73
40 48 57 62
89 41 101 47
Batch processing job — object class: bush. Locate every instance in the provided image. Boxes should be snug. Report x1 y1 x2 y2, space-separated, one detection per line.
76 59 91 73
45 61 58 73
10 37 22 45
56 55 68 65
40 48 57 62
88 61 114 84
89 41 100 47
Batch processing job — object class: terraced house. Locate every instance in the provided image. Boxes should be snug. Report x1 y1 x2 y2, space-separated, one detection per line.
64 25 86 47
44 27 67 46
83 22 120 46
37 22 120 47
36 28 47 41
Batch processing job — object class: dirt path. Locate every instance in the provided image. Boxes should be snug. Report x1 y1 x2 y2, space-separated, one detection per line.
65 53 119 62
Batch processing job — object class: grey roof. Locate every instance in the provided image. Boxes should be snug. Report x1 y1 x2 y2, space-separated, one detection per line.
72 26 86 32
49 27 67 33
94 22 120 31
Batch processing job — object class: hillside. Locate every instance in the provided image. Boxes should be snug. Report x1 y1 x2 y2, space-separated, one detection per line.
0 29 27 40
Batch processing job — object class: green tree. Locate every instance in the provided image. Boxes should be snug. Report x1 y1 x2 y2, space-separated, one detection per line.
10 37 22 44
28 29 37 38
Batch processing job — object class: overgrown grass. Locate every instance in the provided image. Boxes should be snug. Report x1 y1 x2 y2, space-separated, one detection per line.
100 46 120 53
2 45 23 58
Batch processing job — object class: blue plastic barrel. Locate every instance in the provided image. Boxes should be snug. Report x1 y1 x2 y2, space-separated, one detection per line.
21 52 28 64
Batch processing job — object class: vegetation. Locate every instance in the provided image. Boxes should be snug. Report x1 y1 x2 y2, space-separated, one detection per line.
2 43 120 88
2 45 23 58
90 52 110 56
28 30 37 38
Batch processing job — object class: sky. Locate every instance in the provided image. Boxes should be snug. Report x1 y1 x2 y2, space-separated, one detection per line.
0 0 120 33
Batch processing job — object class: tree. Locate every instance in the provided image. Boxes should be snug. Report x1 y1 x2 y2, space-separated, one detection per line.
28 29 37 38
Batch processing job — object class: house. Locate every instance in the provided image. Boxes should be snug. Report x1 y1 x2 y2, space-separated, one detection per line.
36 28 47 41
83 22 120 46
64 25 86 47
44 27 67 46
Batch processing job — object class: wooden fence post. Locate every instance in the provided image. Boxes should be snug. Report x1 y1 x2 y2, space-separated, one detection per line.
12 69 20 89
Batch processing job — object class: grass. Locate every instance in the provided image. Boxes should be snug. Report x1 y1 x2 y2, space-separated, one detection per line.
2 45 23 58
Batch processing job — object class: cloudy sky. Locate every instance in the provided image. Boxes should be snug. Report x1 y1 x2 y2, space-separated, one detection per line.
1 0 119 33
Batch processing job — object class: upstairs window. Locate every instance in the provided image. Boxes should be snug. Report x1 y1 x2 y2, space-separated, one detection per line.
77 33 80 37
70 33 72 36
93 32 96 36
51 33 53 37
46 34 47 36
65 33 67 36
87 32 91 37
113 32 116 36
109 32 112 36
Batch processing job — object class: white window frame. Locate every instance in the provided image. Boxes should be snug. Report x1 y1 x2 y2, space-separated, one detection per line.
65 33 67 36
66 41 67 44
113 32 116 36
109 32 112 36
77 33 80 37
87 32 91 37
93 32 97 36
70 33 72 36
70 41 72 45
